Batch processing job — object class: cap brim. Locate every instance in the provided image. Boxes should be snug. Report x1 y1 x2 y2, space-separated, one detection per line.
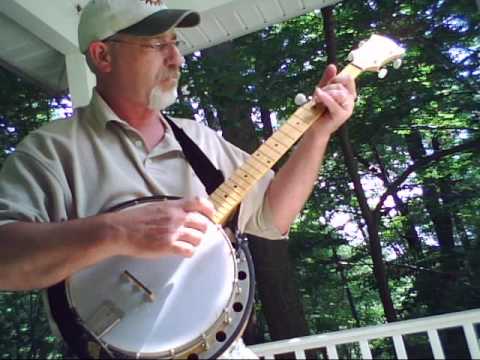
119 9 200 36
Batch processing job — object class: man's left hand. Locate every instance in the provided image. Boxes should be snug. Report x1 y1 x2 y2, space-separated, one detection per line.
309 64 357 138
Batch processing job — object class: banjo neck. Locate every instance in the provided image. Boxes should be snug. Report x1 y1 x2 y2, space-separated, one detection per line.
210 64 363 225
209 33 407 225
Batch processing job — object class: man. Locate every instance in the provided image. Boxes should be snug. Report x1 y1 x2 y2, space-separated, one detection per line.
0 0 356 357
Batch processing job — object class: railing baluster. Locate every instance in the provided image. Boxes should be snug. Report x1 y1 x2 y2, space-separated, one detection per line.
326 345 339 359
463 323 480 359
359 340 372 359
427 329 445 359
294 349 306 359
392 335 408 359
248 309 480 359
262 354 275 359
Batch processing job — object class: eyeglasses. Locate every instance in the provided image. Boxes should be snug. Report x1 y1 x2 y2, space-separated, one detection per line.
106 39 185 52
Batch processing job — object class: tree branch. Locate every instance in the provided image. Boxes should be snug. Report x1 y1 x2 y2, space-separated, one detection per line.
374 138 480 216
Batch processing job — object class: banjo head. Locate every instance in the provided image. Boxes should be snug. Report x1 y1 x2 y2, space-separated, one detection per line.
47 197 255 359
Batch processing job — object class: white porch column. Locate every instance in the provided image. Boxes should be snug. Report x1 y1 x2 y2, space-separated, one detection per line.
65 53 96 109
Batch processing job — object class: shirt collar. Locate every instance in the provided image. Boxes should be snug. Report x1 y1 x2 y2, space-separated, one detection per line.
89 88 182 152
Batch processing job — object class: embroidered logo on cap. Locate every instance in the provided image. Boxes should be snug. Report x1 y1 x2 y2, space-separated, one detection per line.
143 0 163 5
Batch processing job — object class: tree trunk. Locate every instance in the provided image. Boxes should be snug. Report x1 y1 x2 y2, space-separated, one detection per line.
322 7 397 322
370 143 422 254
405 131 455 251
333 247 361 327
202 43 311 343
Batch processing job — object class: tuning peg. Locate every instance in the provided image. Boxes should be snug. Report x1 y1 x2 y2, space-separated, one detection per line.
378 68 388 79
347 51 354 62
295 93 308 106
393 58 403 69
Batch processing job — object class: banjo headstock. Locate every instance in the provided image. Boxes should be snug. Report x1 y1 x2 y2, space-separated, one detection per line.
348 34 406 78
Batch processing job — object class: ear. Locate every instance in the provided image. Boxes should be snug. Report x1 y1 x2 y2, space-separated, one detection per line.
87 41 113 73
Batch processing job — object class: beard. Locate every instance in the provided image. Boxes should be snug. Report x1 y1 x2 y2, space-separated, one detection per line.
147 85 178 111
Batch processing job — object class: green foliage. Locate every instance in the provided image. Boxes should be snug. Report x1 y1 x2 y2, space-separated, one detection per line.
0 292 64 359
0 68 66 163
1 0 479 356
0 69 66 359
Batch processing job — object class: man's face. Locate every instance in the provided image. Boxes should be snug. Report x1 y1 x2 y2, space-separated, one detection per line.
106 30 184 110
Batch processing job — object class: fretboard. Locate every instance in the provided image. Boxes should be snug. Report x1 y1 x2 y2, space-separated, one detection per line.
210 64 362 225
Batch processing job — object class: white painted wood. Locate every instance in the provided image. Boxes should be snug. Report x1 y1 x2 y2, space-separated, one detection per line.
463 323 480 359
392 335 408 359
249 309 480 359
1 0 341 93
427 329 445 359
359 340 372 359
0 0 82 55
326 345 338 359
294 349 306 359
167 0 237 12
65 53 95 108
176 0 341 54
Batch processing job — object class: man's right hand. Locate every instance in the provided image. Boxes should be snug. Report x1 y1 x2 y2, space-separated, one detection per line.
107 197 216 258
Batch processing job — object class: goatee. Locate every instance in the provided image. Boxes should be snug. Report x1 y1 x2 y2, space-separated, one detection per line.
148 86 178 111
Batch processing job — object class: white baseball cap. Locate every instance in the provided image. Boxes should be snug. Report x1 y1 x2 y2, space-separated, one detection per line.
78 0 200 54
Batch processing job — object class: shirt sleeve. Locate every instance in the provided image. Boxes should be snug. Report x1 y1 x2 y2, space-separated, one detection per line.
0 150 70 226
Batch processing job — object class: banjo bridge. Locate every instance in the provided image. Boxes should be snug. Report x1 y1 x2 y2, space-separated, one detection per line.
122 270 155 302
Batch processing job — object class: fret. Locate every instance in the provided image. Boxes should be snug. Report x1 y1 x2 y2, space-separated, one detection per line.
225 178 248 193
237 165 260 181
220 182 245 198
255 147 277 164
212 202 231 217
213 206 238 225
230 173 252 190
216 202 237 216
210 193 228 209
283 122 304 138
250 153 272 171
295 111 317 126
272 131 295 147
211 190 238 208
290 108 309 122
244 161 265 178
216 199 237 214
265 138 289 155
277 127 298 142
215 187 242 204
288 114 310 132
234 168 256 186
263 141 284 156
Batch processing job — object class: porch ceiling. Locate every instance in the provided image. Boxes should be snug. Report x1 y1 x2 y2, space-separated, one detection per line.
0 0 340 95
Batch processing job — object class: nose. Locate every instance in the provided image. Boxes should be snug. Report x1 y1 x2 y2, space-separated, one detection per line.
164 44 185 68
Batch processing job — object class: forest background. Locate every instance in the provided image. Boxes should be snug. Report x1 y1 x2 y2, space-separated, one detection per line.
0 0 479 358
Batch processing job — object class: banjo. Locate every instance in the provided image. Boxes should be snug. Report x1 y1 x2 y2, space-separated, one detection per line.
46 35 405 359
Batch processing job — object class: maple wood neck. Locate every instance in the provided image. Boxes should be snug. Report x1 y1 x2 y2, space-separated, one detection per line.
210 64 363 225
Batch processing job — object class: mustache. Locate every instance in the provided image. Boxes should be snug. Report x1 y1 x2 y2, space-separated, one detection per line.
159 71 180 81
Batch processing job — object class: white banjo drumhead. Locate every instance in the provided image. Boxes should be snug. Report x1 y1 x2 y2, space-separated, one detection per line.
67 219 236 355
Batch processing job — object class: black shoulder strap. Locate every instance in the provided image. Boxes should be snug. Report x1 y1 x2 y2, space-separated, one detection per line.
164 115 224 195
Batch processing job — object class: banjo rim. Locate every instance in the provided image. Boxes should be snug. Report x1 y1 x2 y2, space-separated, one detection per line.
46 196 256 359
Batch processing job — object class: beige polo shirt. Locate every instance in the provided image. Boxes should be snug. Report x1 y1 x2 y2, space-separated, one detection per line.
0 90 283 239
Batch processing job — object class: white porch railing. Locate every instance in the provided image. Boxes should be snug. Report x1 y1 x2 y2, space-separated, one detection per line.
248 309 480 359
